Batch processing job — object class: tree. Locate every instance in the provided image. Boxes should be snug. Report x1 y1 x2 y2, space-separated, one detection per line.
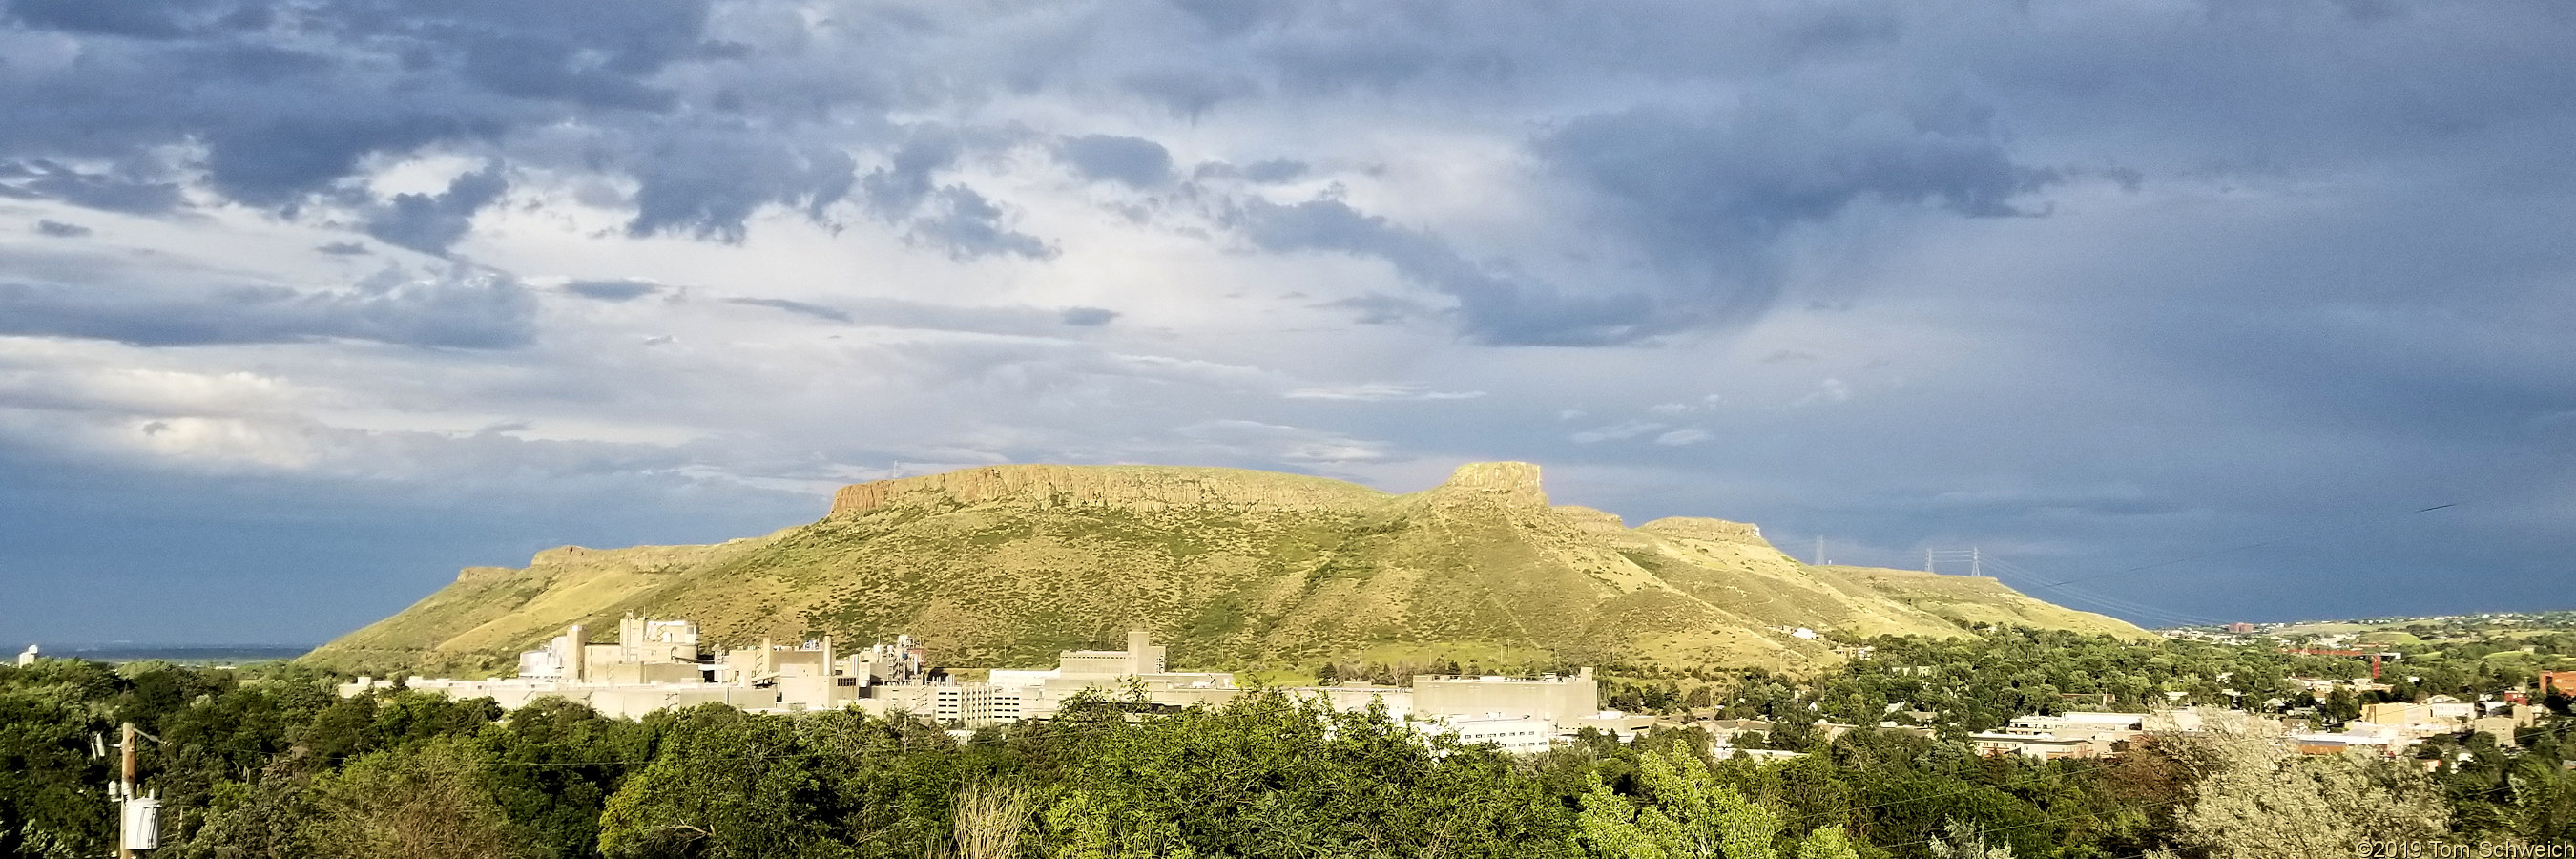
1572 744 1863 859
1029 691 1569 858
947 783 1027 859
475 697 652 858
1926 819 2012 859
2159 712 2446 859
301 736 532 859
1796 827 1858 859
596 705 851 859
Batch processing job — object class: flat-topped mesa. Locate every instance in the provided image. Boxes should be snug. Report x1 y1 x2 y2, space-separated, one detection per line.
1426 461 1549 507
457 543 737 581
1636 516 1771 547
1551 505 1628 534
829 464 1383 516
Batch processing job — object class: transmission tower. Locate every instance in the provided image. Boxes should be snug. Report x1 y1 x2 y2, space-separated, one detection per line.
1923 547 1982 576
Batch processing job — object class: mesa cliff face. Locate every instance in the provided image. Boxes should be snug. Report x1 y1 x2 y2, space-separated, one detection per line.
829 464 1385 514
308 462 2146 678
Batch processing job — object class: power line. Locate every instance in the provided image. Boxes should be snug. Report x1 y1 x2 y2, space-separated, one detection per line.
2035 501 2465 589
1978 557 2224 628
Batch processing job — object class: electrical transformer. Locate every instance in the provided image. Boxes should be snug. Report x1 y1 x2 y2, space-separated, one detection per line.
121 796 160 850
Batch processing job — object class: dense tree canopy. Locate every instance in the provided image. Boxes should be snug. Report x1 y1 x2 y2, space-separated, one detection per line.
3 630 2569 858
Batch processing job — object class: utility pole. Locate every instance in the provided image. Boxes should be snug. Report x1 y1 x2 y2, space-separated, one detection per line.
1924 548 1936 574
114 721 158 857
119 722 135 859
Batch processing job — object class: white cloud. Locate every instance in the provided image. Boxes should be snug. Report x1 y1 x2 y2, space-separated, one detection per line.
1283 383 1486 402
1792 378 1853 408
1569 421 1667 445
3 0 2573 639
1173 419 1394 464
1655 429 1713 446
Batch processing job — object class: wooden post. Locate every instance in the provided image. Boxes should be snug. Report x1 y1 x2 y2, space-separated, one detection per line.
119 721 136 859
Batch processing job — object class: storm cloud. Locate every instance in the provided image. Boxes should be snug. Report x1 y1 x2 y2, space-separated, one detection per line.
0 265 536 348
2 0 2572 643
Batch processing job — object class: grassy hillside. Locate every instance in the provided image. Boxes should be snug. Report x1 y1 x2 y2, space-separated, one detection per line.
306 462 2146 678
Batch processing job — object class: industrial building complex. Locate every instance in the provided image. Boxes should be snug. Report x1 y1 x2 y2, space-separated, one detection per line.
345 617 1609 751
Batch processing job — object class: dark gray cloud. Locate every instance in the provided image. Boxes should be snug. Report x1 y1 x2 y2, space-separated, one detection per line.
3 0 239 40
718 296 1121 336
562 279 663 302
364 163 507 254
851 130 1050 260
1233 198 1662 346
1056 135 1173 187
0 266 535 348
0 0 849 241
0 160 186 214
1526 101 2047 330
1121 68 1260 119
629 138 856 241
724 297 851 324
3 0 2575 641
1315 293 1429 325
1540 101 2038 238
1192 158 1307 184
1241 158 1307 183
1059 306 1118 326
199 115 484 209
904 187 1051 261
860 133 963 219
31 220 89 238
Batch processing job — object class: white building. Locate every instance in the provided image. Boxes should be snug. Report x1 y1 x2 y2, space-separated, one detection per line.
350 618 881 720
1971 711 2152 760
1412 670 1599 724
1426 715 1555 755
979 631 1239 721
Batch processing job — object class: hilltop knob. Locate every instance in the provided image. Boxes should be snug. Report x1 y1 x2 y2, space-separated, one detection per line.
1438 461 1549 506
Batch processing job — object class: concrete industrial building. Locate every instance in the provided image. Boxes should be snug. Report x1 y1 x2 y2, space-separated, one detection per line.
517 616 706 685
344 617 902 719
1411 669 1599 724
1969 712 2149 760
349 619 1602 752
356 621 1242 726
1434 716 1556 754
974 630 1239 723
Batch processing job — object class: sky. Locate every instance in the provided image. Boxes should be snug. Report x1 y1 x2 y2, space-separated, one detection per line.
2 0 2571 645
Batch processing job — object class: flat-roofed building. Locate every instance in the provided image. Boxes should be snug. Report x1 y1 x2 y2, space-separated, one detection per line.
857 681 1024 726
986 631 1239 720
2292 732 2398 756
1971 732 2095 760
1412 669 1598 724
1712 745 1808 763
359 620 887 719
2002 712 2147 748
1428 715 1554 755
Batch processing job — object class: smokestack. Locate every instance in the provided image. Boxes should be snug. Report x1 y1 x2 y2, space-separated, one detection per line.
566 624 588 682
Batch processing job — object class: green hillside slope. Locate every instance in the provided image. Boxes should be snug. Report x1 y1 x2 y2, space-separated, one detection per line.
306 462 2145 678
